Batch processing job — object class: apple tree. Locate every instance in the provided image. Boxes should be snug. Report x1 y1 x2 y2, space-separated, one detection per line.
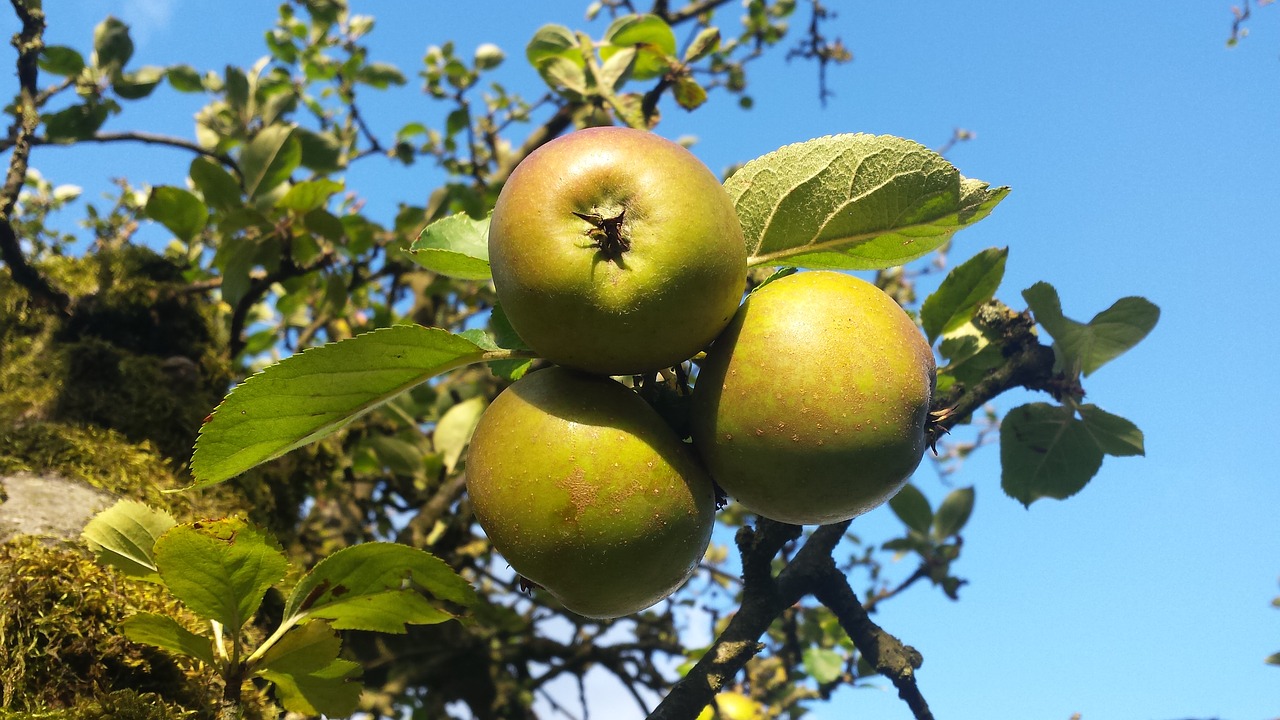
0 1 1159 719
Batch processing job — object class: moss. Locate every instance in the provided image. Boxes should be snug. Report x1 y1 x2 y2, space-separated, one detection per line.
0 539 277 719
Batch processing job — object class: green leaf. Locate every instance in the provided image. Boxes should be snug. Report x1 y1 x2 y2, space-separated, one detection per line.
122 613 215 666
189 156 242 213
601 14 677 81
802 647 844 685
434 396 487 474
673 75 708 110
256 619 346 675
932 487 975 539
92 17 134 74
526 24 581 68
303 209 346 243
259 661 362 717
277 179 343 214
81 499 176 583
38 46 86 77
888 483 932 535
474 43 505 70
166 64 204 92
1267 652 1280 667
153 518 287 631
726 134 1008 270
282 542 475 633
1022 282 1160 377
488 304 533 381
145 186 208 241
239 125 301 198
596 46 636 92
113 65 165 99
1077 404 1145 457
191 326 491 487
408 213 492 280
294 128 344 172
920 247 1008 343
683 27 721 64
43 103 110 142
1000 403 1103 506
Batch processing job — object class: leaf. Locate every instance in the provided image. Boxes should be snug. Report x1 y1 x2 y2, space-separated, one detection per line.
92 17 133 74
601 14 677 81
259 661 362 717
303 209 346 243
932 487 975 539
474 43 506 71
189 156 242 213
113 65 165 99
1000 403 1104 506
1077 404 1145 457
145 186 208 241
888 483 932 535
166 64 203 92
526 24 581 68
239 125 301 198
294 128 344 172
153 518 287 631
409 213 492 280
43 102 110 143
277 179 343 214
191 326 490 487
39 46 86 77
683 27 721 64
434 396 488 474
920 247 1008 343
282 542 475 633
802 647 844 685
673 75 708 110
725 134 1008 270
1022 282 1160 378
597 46 637 92
358 62 407 88
81 499 177 582
122 613 215 666
256 619 347 675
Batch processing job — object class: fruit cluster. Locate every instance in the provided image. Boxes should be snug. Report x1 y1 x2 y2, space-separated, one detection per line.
466 127 936 618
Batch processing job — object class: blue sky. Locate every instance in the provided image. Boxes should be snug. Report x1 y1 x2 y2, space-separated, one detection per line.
19 2 1280 719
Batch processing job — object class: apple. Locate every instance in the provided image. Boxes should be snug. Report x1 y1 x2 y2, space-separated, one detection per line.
466 367 716 618
488 126 746 375
690 271 936 525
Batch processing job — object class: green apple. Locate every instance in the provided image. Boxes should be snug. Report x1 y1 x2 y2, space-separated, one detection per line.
488 126 746 375
466 367 716 618
691 271 936 525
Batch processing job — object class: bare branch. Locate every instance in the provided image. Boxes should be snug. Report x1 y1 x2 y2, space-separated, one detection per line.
1 0 72 315
0 131 240 173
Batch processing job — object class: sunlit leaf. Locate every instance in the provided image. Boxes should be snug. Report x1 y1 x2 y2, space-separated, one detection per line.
153 518 287 630
434 396 488 473
1022 282 1160 377
81 499 177 582
240 125 301 198
920 247 1008 343
408 213 491 280
191 326 492 487
725 134 1007 270
601 14 676 81
282 542 476 633
38 46 85 77
145 186 208 241
92 17 133 74
256 622 362 718
802 647 844 684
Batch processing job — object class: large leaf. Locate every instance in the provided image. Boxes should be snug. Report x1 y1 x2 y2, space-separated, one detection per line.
82 499 177 583
122 613 215 666
189 156 242 213
191 326 495 487
920 247 1008 343
408 213 491 280
38 46 86 77
92 17 133 74
888 483 932 535
725 134 1008 270
802 647 844 685
153 518 287 631
601 14 677 81
282 542 476 633
239 125 301 198
254 621 364 716
1022 282 1160 377
433 396 488 473
145 186 208 241
1001 401 1144 507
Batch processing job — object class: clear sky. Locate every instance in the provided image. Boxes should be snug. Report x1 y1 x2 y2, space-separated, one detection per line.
18 2 1280 719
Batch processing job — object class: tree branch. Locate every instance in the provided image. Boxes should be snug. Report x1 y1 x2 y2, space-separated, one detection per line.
809 566 933 720
0 131 240 173
1 0 72 315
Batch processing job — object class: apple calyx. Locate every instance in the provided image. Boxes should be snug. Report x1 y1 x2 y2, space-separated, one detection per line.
573 209 631 262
